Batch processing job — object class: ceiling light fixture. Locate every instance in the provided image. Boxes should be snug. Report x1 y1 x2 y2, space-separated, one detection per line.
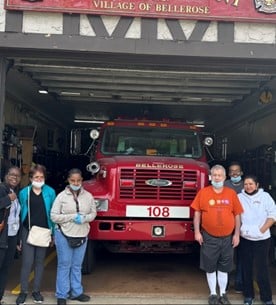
74 119 105 124
187 120 205 128
60 91 81 96
38 89 48 94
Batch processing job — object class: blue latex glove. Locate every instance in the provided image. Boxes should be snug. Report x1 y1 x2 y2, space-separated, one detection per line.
74 213 85 224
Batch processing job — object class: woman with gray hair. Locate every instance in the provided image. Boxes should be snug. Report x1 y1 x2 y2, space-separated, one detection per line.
16 164 56 305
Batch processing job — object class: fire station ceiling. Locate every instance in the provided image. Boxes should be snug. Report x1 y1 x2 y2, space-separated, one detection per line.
6 51 276 132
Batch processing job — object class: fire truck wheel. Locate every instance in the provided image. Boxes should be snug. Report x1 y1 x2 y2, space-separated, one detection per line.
82 239 96 274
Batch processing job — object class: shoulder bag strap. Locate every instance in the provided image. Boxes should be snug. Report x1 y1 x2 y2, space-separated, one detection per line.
70 190 80 213
28 186 31 231
58 191 79 233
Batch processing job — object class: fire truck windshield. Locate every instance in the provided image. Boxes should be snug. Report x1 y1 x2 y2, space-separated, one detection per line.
101 126 202 158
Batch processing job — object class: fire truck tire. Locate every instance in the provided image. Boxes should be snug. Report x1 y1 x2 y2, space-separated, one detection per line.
82 239 96 274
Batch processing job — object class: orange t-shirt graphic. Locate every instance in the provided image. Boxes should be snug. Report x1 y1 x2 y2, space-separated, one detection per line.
191 186 243 237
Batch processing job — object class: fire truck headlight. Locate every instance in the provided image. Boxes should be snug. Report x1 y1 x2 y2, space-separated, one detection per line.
94 199 108 212
152 226 165 237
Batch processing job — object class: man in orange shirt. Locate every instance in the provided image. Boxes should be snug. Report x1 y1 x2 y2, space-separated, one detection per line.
191 164 243 305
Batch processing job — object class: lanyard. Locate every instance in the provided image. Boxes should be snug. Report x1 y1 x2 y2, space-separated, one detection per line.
71 191 80 213
10 189 18 218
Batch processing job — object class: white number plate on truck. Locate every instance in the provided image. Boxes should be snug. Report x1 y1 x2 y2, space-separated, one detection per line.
126 205 190 218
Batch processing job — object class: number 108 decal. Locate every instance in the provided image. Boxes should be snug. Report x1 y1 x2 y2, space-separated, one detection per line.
147 206 170 217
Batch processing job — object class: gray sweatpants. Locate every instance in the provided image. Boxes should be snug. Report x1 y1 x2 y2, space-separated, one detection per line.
19 227 47 293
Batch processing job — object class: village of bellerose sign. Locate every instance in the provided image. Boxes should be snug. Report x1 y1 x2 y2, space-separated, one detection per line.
4 0 276 23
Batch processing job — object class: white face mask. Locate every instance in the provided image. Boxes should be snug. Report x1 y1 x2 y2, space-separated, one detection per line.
32 180 45 189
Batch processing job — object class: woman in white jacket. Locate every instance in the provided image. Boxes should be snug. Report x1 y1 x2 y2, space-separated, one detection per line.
238 175 276 305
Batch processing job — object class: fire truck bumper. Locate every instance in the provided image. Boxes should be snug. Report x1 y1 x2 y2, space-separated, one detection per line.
89 219 195 241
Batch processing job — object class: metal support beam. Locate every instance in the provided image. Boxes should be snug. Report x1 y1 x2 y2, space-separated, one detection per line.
0 57 9 180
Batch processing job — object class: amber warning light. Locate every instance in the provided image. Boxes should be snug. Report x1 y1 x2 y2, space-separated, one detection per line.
120 179 135 188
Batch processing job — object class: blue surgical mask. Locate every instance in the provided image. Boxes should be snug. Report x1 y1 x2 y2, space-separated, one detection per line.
211 180 224 189
70 184 81 191
230 176 242 183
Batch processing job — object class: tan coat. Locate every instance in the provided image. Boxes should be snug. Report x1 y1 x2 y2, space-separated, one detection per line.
50 186 97 237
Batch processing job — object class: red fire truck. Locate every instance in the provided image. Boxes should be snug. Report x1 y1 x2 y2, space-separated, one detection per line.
77 119 213 273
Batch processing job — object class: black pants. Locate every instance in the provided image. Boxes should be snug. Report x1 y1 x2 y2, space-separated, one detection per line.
0 235 18 299
240 237 272 302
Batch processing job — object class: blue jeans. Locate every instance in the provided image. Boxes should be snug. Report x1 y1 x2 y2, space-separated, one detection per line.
54 229 87 299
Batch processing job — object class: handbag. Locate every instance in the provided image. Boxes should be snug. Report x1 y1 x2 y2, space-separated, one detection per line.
27 225 51 247
26 187 51 247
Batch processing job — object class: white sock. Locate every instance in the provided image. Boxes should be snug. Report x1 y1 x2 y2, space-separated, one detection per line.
217 270 228 296
206 272 217 295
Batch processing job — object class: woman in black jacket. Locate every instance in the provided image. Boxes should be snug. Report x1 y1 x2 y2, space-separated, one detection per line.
0 166 21 304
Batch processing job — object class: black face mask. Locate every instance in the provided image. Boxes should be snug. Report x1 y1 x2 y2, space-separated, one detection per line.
245 189 258 196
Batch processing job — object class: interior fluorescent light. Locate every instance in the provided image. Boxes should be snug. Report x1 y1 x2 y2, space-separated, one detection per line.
74 119 105 124
60 92 81 96
38 89 48 94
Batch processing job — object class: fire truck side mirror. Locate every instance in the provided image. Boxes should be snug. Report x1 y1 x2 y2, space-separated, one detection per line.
204 137 213 146
70 129 81 155
86 162 100 174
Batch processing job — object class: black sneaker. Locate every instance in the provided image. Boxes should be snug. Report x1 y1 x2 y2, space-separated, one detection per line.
32 291 44 303
244 298 254 305
219 294 231 305
16 292 27 305
70 294 90 302
57 299 67 305
208 294 219 305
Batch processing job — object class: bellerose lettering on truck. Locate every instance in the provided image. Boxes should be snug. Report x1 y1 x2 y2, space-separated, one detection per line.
136 163 184 169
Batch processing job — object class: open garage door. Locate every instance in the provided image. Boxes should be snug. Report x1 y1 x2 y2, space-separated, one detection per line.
2 50 276 192
5 51 276 133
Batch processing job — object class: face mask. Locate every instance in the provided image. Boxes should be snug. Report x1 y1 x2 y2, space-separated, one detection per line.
70 184 81 191
230 176 242 183
211 180 224 189
32 181 45 188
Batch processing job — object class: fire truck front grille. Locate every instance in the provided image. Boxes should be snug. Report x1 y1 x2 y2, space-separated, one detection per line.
120 169 197 200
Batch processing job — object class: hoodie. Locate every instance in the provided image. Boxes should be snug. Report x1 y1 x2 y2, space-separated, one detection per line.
238 188 276 241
